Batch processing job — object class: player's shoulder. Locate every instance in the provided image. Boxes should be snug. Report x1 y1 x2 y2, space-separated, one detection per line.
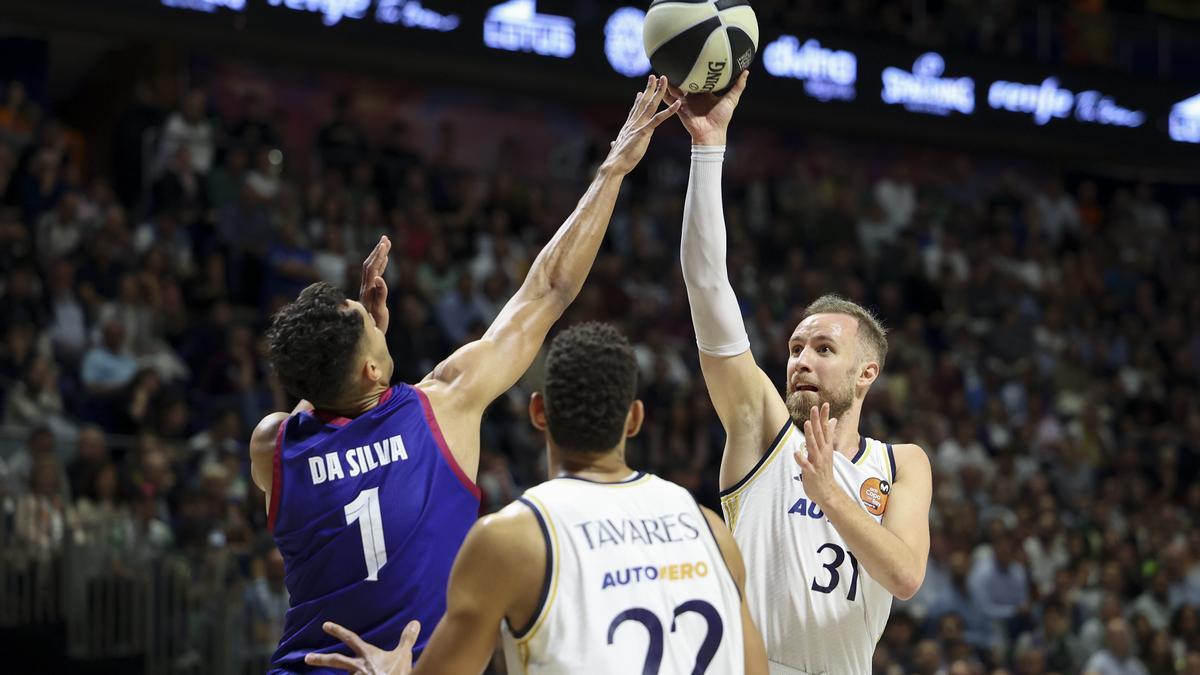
471 500 544 550
889 443 931 483
250 412 290 455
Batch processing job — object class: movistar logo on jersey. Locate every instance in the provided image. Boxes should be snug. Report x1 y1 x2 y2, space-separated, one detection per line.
601 561 711 590
573 512 701 550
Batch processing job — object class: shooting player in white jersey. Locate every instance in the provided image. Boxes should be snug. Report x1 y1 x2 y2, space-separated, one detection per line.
664 70 934 675
305 324 768 675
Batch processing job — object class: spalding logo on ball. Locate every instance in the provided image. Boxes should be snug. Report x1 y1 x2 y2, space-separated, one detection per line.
643 0 759 94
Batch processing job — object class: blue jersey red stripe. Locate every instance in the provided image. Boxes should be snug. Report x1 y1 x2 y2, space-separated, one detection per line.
267 384 479 673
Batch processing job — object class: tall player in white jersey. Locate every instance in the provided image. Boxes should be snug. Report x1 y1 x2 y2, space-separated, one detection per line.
305 323 768 675
665 71 933 675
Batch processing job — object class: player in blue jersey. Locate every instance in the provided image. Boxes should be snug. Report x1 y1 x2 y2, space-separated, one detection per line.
248 75 682 673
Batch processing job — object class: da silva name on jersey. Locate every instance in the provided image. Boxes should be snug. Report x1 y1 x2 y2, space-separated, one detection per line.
308 435 410 485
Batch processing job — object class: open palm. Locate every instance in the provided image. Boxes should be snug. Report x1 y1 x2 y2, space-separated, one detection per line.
664 70 750 146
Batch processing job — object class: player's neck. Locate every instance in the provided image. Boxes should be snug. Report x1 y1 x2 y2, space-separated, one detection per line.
317 383 391 418
832 406 863 461
550 446 633 482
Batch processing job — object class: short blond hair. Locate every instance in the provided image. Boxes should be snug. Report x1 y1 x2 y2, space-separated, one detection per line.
801 294 888 370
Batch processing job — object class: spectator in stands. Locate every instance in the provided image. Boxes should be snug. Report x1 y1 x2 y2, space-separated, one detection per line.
46 258 88 365
315 93 366 174
150 145 206 224
156 86 215 175
3 354 75 440
80 319 138 397
36 191 85 264
67 424 110 497
0 80 39 148
1083 617 1149 675
0 426 51 498
244 547 289 670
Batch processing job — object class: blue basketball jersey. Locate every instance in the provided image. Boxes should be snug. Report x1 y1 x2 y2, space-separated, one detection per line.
267 384 480 673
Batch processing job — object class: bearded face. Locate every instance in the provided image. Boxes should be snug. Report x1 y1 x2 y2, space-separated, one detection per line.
786 364 857 427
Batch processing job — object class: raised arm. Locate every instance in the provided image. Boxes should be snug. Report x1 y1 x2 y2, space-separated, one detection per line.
414 76 680 477
667 72 790 491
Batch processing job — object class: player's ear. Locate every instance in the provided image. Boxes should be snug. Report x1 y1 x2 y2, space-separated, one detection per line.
857 360 880 390
529 391 548 432
625 400 645 439
363 357 383 384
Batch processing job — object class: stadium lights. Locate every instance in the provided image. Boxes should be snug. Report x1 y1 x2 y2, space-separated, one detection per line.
161 0 459 31
881 52 975 116
161 0 246 11
1168 93 1200 143
761 35 857 102
483 0 575 59
604 7 652 78
988 77 1145 128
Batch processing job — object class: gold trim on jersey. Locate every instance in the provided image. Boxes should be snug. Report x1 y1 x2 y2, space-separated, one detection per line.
516 494 560 646
854 439 874 466
515 642 530 674
719 424 797 532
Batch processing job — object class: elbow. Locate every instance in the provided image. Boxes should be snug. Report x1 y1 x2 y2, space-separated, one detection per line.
524 267 575 316
544 281 575 315
681 269 730 294
891 570 925 601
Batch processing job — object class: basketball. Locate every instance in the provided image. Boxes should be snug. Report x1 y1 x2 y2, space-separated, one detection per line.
642 0 759 94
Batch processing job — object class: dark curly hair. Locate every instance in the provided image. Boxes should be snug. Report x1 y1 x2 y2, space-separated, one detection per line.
544 322 638 453
265 282 364 405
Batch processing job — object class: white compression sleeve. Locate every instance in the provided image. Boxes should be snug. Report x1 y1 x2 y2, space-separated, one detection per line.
680 145 751 357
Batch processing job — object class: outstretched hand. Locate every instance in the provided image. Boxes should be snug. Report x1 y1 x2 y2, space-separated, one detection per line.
602 74 683 176
793 402 840 511
360 235 391 334
663 69 750 146
303 620 420 675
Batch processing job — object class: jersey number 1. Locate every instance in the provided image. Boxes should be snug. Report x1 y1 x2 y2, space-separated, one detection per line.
344 487 387 581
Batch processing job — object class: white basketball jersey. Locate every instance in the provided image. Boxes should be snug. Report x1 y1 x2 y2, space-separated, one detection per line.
720 423 898 675
501 472 744 675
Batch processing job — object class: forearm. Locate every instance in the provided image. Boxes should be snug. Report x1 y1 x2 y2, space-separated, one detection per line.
822 490 923 600
523 164 625 308
680 145 749 357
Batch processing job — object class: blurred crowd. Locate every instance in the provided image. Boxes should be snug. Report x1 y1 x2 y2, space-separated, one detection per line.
0 52 1199 674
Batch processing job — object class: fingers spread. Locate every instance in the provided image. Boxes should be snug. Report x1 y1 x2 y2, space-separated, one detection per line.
649 100 683 127
322 621 369 655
